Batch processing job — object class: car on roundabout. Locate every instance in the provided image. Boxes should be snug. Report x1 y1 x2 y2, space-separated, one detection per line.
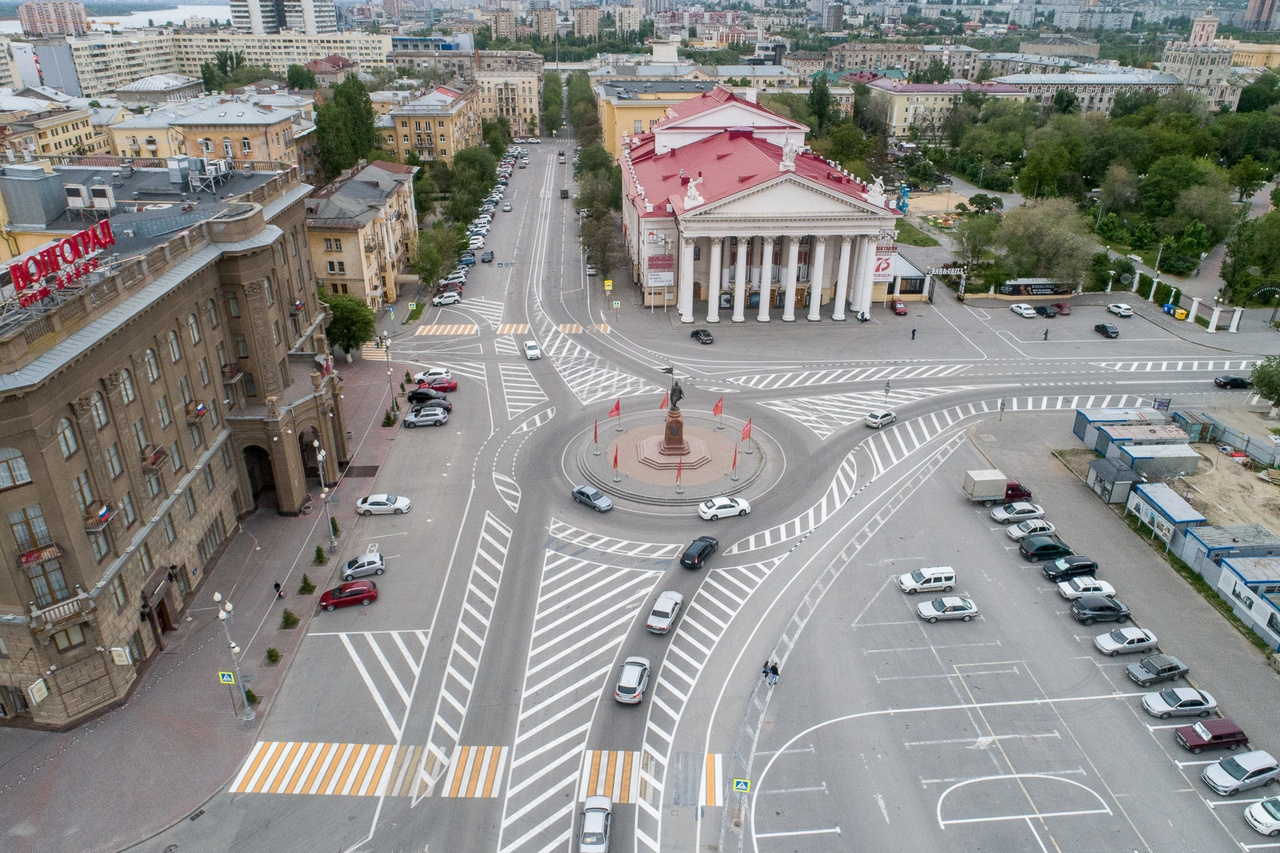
571 484 613 512
680 536 718 569
523 340 542 360
917 596 977 623
578 795 612 852
698 496 750 520
355 494 411 516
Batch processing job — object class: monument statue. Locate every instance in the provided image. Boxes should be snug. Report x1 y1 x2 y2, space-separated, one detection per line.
866 175 887 207
669 379 684 410
684 176 704 208
780 134 800 172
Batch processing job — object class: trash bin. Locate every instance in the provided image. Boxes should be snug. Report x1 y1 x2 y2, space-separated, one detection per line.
1162 303 1175 315
1175 308 1188 320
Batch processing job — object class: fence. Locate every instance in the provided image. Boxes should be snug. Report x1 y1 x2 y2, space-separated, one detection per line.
1201 413 1280 468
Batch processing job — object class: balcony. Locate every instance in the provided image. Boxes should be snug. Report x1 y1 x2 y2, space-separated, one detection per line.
30 585 95 636
84 506 113 533
221 364 244 384
185 401 208 422
140 445 169 470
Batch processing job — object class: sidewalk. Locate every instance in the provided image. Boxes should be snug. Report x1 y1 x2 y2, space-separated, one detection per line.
0 327 407 853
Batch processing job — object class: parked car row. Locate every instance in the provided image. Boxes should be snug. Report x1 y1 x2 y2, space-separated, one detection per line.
404 366 457 429
317 492 419 613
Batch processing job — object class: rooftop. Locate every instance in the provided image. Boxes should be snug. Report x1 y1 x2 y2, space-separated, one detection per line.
305 160 416 229
599 80 719 101
995 70 1183 86
1221 555 1280 583
171 98 298 127
867 78 1027 95
117 73 200 93
1188 524 1280 550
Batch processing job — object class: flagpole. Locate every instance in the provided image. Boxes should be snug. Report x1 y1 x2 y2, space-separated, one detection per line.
612 446 621 483
593 419 600 456
730 445 739 481
675 459 683 494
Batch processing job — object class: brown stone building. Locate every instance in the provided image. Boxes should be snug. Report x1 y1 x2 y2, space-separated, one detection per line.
0 157 348 727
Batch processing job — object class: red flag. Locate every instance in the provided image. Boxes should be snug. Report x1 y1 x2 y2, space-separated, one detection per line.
676 458 683 483
660 391 669 410
713 396 723 417
742 418 752 441
732 446 738 470
612 446 618 469
608 399 621 418
593 419 598 444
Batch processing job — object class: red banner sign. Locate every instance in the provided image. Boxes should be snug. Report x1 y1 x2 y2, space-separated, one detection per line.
19 544 63 567
647 253 674 271
9 220 115 307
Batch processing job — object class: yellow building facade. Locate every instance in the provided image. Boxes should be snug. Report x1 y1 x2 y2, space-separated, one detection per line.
596 80 719 157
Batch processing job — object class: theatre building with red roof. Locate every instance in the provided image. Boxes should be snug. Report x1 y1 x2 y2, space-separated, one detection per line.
619 86 900 324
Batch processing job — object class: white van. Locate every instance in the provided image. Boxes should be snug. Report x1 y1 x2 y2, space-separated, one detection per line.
897 566 956 595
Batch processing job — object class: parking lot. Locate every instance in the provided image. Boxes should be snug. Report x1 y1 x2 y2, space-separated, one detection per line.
751 415 1278 851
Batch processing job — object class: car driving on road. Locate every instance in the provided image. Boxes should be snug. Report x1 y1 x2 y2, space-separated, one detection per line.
571 485 613 512
614 656 650 704
698 496 750 520
864 410 896 429
680 536 718 569
645 591 684 634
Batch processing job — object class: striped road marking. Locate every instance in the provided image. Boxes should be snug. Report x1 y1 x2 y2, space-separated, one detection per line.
560 323 583 333
441 745 508 798
702 753 723 807
731 362 970 391
414 324 478 336
499 362 548 419
497 323 530 335
579 751 640 803
229 741 424 797
1100 359 1258 373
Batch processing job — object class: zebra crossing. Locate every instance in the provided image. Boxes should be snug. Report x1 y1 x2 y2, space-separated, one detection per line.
359 342 395 360
497 323 530 336
1100 359 1259 373
495 546 668 853
633 559 783 851
558 323 611 334
462 297 506 329
536 329 662 405
580 750 640 804
758 386 975 440
230 741 425 798
412 512 513 802
498 362 548 419
730 362 971 391
440 745 508 798
549 520 684 560
317 629 428 740
413 323 479 336
727 449 859 555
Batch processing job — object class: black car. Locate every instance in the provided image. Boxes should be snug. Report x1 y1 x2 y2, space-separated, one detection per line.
680 536 719 569
1126 654 1189 687
1214 375 1251 389
690 328 714 345
1020 535 1073 563
1070 594 1130 625
407 388 449 405
1095 323 1119 338
481 251 495 263
1035 304 1059 318
413 398 452 413
1042 555 1100 581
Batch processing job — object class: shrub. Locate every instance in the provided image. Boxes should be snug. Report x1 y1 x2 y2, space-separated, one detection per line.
266 647 281 665
382 409 396 427
281 608 299 629
244 688 260 706
314 545 326 565
298 574 316 595
404 370 412 384
330 516 340 538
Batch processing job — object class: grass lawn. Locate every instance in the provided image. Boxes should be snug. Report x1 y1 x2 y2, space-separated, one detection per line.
896 219 940 247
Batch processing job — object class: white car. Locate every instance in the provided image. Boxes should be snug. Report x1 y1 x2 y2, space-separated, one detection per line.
523 340 542 360
1108 303 1133 317
503 202 512 212
614 656 650 704
578 795 612 852
469 237 485 250
1010 303 1036 318
990 502 1045 524
585 264 598 276
1203 751 1280 796
355 494 411 516
341 552 385 581
1245 796 1280 837
645 590 684 634
1141 687 1217 719
432 291 461 306
1057 576 1116 600
413 367 452 383
1094 627 1158 656
864 410 897 429
1007 518 1056 541
698 496 751 520
529 138 540 143
917 596 978 623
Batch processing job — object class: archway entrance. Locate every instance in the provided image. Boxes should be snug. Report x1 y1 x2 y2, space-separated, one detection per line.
243 445 275 499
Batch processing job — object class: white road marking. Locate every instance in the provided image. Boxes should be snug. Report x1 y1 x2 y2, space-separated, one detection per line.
754 825 842 838
904 731 1059 748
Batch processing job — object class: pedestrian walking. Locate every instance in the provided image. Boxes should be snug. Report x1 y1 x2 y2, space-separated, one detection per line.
761 660 771 680
273 582 284 599
911 328 916 340
768 662 779 685
1043 328 1049 341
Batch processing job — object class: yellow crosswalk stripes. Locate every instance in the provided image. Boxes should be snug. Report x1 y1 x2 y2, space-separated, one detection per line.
701 752 723 807
441 745 508 798
580 750 640 804
230 741 424 797
413 324 478 336
360 343 393 360
595 324 610 333
560 323 583 333
497 323 529 335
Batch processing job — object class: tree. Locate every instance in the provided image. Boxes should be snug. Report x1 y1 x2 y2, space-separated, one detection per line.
954 213 1001 268
316 103 355 179
1250 355 1280 415
807 75 833 135
1139 155 1216 220
975 61 995 83
997 199 1093 284
320 291 377 355
967 193 1003 213
908 58 950 84
1228 155 1267 201
287 65 317 90
580 210 626 278
475 24 492 50
574 143 614 177
333 76 377 160
1236 71 1280 114
414 221 462 284
1050 89 1080 115
1099 164 1139 216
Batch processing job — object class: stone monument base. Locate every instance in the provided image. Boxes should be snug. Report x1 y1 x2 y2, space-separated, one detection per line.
636 435 711 470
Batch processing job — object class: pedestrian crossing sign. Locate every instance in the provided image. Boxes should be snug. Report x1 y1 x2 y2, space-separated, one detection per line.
408 303 416 311
219 671 236 685
733 778 750 793
604 280 613 291
613 300 621 309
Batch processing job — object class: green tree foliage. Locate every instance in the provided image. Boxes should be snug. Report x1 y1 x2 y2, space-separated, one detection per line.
908 58 950 84
1249 355 1280 409
760 92 814 128
1139 155 1217 220
997 199 1093 284
414 221 463 284
1236 71 1280 114
953 213 1001 267
317 77 379 179
1110 90 1160 120
474 24 492 50
334 76 377 160
542 71 563 132
199 51 276 94
287 64 317 90
320 291 377 354
807 76 833 135
566 71 601 145
483 118 512 159
1050 89 1080 115
1228 155 1268 201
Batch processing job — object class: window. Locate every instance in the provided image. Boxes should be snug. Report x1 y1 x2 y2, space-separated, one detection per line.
227 293 241 318
120 491 136 525
187 313 200 345
633 119 643 133
52 624 85 652
327 261 346 274
162 513 176 543
265 279 274 306
332 238 342 252
71 471 93 513
203 466 215 494
324 238 332 251
89 392 109 429
290 233 298 256
89 531 109 561
120 369 136 404
0 448 31 490
208 402 219 428
170 441 182 473
109 575 126 610
272 321 281 345
167 331 182 363
222 137 233 158
144 348 160 382
56 418 78 458
157 395 172 428
221 443 232 470
198 357 211 387
179 376 192 406
244 373 256 397
184 489 197 519
234 334 248 358
145 471 162 499
104 443 123 479
188 423 202 450
241 137 252 155
215 342 227 369
9 504 51 551
205 298 219 329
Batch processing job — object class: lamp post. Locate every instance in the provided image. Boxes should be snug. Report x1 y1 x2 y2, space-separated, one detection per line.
381 332 397 413
212 592 254 722
313 439 336 553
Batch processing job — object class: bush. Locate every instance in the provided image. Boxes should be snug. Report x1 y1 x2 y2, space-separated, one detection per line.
330 516 340 538
266 647 281 665
382 410 396 427
314 545 326 565
298 574 316 595
244 688 260 706
404 370 412 384
281 608 299 629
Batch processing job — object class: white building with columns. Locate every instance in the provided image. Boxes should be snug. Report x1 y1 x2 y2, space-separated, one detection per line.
620 86 901 324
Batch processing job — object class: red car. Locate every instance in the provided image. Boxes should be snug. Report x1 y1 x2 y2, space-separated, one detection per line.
1175 719 1249 754
319 580 378 611
889 299 908 315
1051 302 1073 315
419 377 458 392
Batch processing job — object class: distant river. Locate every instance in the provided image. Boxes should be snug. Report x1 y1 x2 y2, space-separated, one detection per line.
0 4 233 34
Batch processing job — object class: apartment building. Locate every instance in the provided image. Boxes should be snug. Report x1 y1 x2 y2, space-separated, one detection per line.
1161 12 1241 111
865 78 1030 141
995 69 1183 114
108 107 189 159
615 5 644 35
575 7 601 38
230 0 338 35
172 98 300 169
481 9 517 40
474 69 541 137
18 0 90 36
386 85 483 165
0 105 107 159
306 160 418 309
533 8 559 39
113 74 204 107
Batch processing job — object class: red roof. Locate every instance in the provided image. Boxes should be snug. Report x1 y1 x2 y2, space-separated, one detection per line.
624 128 893 219
652 84 785 128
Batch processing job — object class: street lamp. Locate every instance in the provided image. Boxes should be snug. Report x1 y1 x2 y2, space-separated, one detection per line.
313 439 336 553
212 592 255 722
381 332 397 413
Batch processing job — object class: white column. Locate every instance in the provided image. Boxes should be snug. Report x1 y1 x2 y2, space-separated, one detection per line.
832 236 852 321
1187 296 1200 322
706 237 723 323
732 238 748 323
855 236 876 318
807 237 826 322
1207 305 1221 333
782 236 800 322
757 236 775 322
1229 306 1243 333
678 236 695 323
750 235 762 286
848 236 868 318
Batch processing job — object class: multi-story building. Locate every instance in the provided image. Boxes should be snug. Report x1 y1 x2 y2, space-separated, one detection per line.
0 159 345 728
1161 12 1241 111
826 42 926 75
306 160 418 309
575 7 601 38
230 0 339 35
302 53 359 86
108 106 189 159
716 64 800 88
1245 0 1280 31
386 85 483 165
822 2 843 31
481 9 517 40
978 53 1078 77
1018 35 1100 62
17 0 90 36
474 69 541 137
113 74 204 107
865 78 1031 141
172 98 300 169
782 50 826 77
995 69 1183 114
1229 40 1280 67
596 79 718 157
614 5 644 36
35 33 179 98
170 32 391 79
533 8 559 39
0 105 107 159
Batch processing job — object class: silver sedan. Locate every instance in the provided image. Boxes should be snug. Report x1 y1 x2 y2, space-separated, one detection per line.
917 596 977 623
1142 687 1217 719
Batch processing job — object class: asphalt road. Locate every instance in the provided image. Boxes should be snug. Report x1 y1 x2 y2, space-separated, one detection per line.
141 140 1278 853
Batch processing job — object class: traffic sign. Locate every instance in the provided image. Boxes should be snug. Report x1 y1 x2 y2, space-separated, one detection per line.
733 778 750 792
604 281 613 291
407 302 416 311
612 300 621 309
219 671 236 685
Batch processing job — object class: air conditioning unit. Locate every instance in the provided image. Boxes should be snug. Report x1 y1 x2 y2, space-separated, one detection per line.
89 185 115 211
65 184 89 209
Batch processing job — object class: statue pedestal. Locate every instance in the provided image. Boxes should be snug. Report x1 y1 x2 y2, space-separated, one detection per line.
659 407 690 456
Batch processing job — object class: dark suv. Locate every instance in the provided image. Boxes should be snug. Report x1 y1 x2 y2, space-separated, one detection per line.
1126 654 1189 687
1070 595 1130 625
680 536 718 569
1042 555 1099 581
408 387 448 405
1020 535 1072 563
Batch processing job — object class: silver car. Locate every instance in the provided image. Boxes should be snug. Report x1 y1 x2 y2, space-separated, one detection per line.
1141 687 1217 719
990 502 1045 524
614 656 650 704
916 596 977 623
342 552 385 581
1203 751 1280 796
645 591 684 634
578 795 612 852
1093 627 1158 656
1007 518 1056 541
404 408 448 427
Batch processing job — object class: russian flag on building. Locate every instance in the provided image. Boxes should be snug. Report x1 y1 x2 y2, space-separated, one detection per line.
195 402 208 417
97 505 111 522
